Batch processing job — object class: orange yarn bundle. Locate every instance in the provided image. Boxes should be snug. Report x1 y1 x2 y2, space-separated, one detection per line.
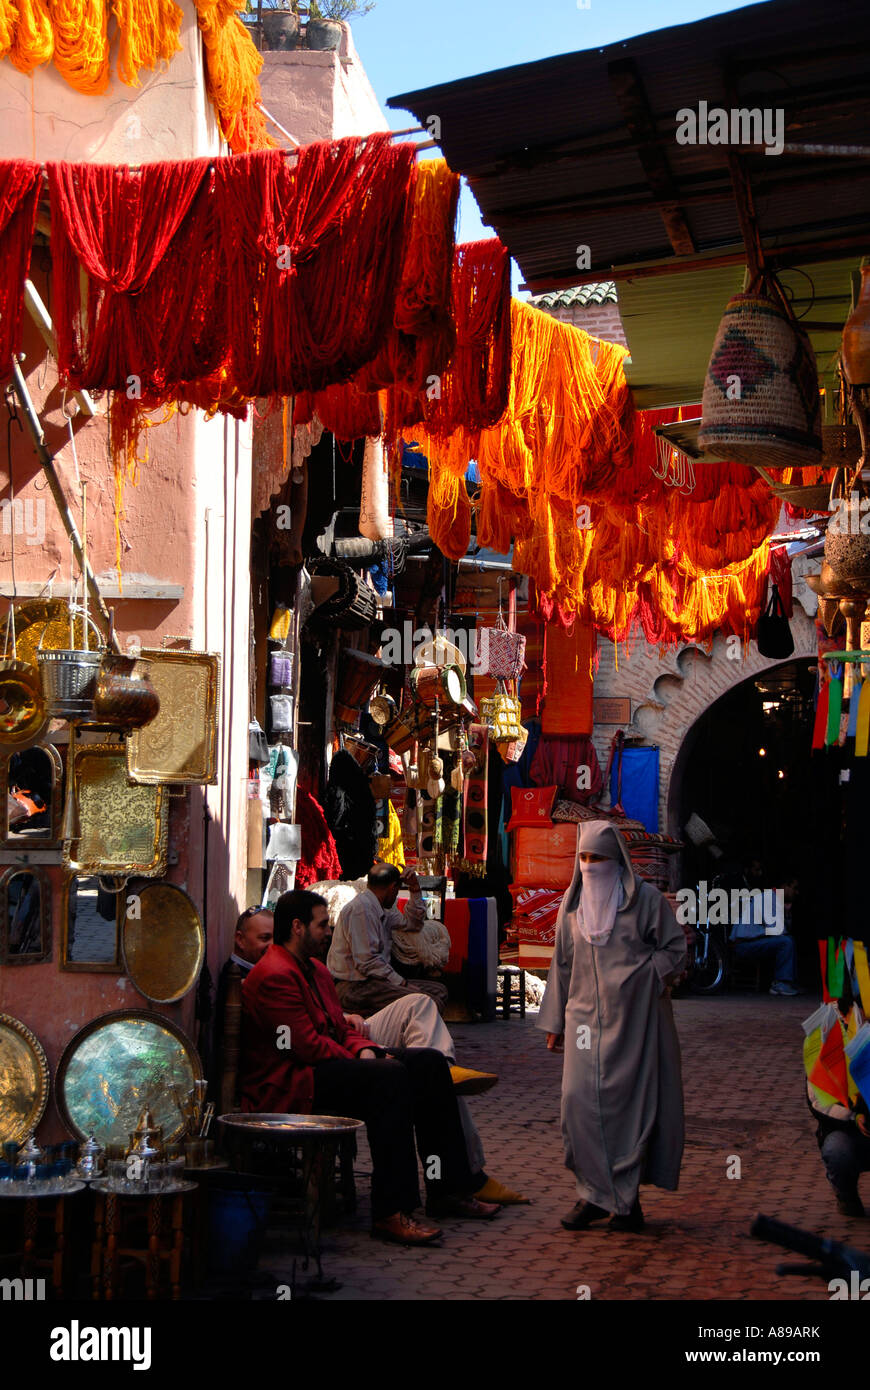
49 0 108 93
111 0 182 87
9 0 52 71
192 0 273 152
0 1 18 58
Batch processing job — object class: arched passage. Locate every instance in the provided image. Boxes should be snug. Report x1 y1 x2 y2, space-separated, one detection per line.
668 655 818 876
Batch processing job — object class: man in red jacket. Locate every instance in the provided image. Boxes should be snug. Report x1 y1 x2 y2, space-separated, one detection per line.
241 889 499 1246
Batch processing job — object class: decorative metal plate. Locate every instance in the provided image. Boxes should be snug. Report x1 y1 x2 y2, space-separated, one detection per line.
63 744 168 877
121 883 204 1004
90 1178 198 1197
126 650 220 786
3 600 88 669
218 1112 364 1138
56 1010 202 1147
0 1013 50 1146
0 1180 85 1199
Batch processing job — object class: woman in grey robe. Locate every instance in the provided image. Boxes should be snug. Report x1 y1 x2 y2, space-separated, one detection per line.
537 820 686 1231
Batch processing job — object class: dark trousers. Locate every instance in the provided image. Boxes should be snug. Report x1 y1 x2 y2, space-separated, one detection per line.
311 1046 478 1220
820 1126 870 1198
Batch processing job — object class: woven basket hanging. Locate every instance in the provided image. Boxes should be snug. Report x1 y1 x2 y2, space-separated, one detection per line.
698 273 823 469
474 577 526 681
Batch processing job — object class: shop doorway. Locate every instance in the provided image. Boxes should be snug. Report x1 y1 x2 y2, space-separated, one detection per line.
669 658 819 980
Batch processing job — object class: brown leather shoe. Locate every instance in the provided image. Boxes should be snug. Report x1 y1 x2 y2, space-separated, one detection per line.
371 1212 443 1245
426 1195 501 1220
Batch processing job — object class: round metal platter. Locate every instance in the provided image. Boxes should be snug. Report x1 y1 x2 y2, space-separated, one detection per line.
56 1010 202 1148
121 883 204 1004
218 1112 364 1138
0 1013 50 1146
5 600 88 669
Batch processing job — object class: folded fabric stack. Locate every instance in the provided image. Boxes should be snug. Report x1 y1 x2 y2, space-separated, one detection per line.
620 830 683 891
509 887 563 968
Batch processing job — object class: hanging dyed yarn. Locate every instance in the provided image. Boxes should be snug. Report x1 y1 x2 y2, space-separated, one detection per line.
48 0 108 92
111 0 183 88
192 0 273 152
8 0 52 71
213 136 416 396
0 160 41 378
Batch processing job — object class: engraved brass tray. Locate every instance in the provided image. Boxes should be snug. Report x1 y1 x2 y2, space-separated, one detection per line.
56 1009 202 1147
0 1013 50 1145
4 600 88 669
126 649 220 786
63 743 168 877
218 1112 364 1138
121 883 204 1004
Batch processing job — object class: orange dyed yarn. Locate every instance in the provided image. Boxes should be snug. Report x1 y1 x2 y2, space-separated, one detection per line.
9 0 52 70
111 0 182 87
48 0 108 93
193 0 274 152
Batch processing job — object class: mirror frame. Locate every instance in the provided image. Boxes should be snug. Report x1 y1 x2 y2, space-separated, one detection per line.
0 866 50 965
60 873 123 973
0 743 64 849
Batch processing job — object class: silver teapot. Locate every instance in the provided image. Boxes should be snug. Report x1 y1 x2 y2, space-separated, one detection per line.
76 1134 105 1180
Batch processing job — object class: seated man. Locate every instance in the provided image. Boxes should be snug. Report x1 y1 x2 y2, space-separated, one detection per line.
213 907 276 1107
241 889 500 1245
719 860 798 996
807 1080 870 1217
328 863 448 1016
343 993 528 1206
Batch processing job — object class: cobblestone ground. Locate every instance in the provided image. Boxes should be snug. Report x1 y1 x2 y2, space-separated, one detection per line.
262 994 868 1301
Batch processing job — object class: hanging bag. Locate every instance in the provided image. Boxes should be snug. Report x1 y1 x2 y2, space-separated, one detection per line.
756 582 794 659
699 270 823 469
475 582 526 680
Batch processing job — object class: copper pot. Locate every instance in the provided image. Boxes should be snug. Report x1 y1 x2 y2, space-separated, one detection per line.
92 655 160 729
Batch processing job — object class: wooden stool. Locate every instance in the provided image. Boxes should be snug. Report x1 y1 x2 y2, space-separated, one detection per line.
497 964 526 1018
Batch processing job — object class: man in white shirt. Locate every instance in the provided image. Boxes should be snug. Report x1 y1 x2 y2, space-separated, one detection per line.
329 863 448 1016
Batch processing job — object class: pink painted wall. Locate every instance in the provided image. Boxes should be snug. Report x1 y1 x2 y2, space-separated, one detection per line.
0 5 252 1143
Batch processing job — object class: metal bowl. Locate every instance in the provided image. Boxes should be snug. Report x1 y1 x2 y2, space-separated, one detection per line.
218 1112 363 1139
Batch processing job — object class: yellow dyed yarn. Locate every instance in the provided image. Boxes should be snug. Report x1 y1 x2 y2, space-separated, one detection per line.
112 0 183 87
49 0 108 94
9 0 52 71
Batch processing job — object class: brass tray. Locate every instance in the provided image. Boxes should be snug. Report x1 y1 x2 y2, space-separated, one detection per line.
121 883 204 1004
218 1112 364 1138
56 1009 203 1147
63 743 168 877
126 649 220 786
3 600 88 669
0 1013 50 1146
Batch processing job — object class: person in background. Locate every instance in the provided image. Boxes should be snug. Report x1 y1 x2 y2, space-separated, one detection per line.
716 857 799 996
329 863 448 1015
538 821 686 1233
241 890 500 1245
807 1080 870 1218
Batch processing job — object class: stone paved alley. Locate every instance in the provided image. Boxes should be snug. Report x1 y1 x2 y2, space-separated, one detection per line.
262 993 867 1301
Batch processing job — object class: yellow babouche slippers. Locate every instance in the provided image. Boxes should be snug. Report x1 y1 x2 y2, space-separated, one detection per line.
449 1065 499 1096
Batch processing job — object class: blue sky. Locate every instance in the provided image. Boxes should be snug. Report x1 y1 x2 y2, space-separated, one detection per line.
351 0 762 283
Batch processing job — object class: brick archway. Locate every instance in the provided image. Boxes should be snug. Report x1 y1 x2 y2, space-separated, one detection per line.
605 608 818 838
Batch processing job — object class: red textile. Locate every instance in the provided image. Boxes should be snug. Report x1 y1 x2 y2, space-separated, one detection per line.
766 545 794 618
505 785 558 830
529 735 603 804
294 787 342 889
407 239 512 435
240 944 370 1113
47 138 416 401
213 138 416 397
540 620 595 735
0 161 41 378
49 158 225 393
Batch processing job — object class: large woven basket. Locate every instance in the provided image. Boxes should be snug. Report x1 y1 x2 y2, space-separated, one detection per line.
699 277 823 469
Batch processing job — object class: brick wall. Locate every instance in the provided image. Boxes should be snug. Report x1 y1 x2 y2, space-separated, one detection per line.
544 301 628 347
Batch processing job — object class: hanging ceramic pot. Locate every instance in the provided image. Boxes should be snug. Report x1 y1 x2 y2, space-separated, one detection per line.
842 265 870 387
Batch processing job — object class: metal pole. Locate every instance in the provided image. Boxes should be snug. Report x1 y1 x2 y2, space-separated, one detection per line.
9 357 121 651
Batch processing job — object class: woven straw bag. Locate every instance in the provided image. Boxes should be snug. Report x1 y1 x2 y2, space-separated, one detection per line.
699 273 823 468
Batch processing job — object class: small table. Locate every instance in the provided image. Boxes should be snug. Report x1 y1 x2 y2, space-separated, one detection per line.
0 1180 86 1297
218 1113 362 1293
90 1179 198 1300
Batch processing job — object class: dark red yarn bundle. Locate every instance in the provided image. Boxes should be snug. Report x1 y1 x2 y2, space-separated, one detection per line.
46 135 416 404
0 161 41 378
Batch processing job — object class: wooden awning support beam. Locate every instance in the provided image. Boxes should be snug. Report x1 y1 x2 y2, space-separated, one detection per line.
606 56 697 258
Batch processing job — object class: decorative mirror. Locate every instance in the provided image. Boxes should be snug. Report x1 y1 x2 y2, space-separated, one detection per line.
56 1010 203 1147
0 867 49 964
61 875 123 972
1 744 63 847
